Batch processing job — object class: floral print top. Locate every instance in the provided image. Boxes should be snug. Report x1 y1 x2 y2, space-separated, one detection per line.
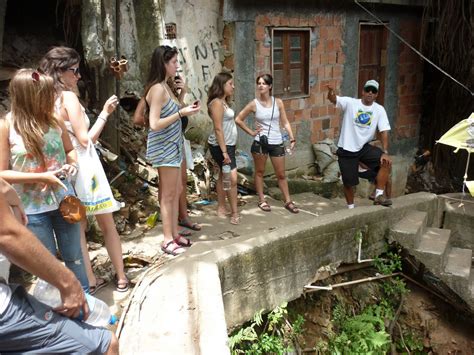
8 114 70 215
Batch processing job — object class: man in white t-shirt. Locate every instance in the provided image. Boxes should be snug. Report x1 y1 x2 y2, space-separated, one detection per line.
0 177 119 354
327 80 392 208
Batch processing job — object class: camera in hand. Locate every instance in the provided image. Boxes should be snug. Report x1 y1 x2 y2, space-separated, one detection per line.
56 172 67 181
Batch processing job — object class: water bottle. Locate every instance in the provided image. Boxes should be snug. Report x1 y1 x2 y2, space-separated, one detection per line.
281 128 293 155
33 279 117 327
222 164 231 191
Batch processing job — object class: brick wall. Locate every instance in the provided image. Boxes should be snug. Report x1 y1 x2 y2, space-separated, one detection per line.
252 14 344 143
395 19 423 140
224 13 423 145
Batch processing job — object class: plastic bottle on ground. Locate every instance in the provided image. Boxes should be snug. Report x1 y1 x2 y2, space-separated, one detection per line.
33 279 117 327
222 164 231 191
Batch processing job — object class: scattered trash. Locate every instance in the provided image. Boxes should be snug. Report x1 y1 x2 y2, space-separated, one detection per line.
146 211 159 228
193 199 215 206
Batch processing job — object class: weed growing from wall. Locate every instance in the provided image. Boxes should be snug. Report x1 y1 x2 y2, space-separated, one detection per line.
228 302 305 354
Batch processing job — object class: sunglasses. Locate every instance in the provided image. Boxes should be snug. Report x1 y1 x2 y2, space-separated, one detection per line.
67 67 80 75
364 87 378 94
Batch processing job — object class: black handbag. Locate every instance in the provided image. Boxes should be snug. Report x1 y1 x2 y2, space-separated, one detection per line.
258 98 275 148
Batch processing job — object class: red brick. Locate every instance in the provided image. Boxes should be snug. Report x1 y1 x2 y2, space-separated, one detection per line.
255 26 265 41
294 109 304 121
223 56 234 71
289 17 299 27
328 104 336 115
286 110 295 123
333 65 343 79
327 52 337 64
327 26 339 39
257 15 271 26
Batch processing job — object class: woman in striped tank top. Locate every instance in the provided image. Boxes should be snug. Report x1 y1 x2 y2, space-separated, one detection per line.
144 46 201 256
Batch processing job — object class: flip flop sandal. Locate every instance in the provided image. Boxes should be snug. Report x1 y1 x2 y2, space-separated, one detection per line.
114 275 130 292
178 228 192 237
89 278 108 295
284 201 299 214
230 215 241 225
178 219 202 231
161 240 185 256
174 235 192 247
258 201 271 212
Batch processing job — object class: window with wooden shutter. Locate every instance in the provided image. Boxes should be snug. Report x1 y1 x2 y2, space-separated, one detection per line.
272 29 310 99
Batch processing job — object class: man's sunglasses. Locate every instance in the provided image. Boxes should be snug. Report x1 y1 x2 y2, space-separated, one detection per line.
364 87 378 94
67 67 80 75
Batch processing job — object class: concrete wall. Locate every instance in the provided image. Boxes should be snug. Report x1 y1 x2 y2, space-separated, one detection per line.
218 192 439 327
162 0 223 142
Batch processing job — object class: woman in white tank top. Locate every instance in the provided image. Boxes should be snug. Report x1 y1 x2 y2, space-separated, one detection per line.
207 73 240 224
235 74 299 214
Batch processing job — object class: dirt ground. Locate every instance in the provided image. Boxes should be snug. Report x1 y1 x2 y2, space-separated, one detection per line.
288 268 474 354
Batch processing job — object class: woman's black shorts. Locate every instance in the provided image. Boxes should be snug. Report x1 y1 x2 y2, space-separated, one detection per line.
209 144 237 169
250 140 285 157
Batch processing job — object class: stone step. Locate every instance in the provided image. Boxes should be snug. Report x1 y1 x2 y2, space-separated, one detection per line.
444 247 472 278
441 248 473 305
389 210 427 249
414 228 451 274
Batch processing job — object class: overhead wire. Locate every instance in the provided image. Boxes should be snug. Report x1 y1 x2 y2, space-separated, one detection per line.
354 0 474 97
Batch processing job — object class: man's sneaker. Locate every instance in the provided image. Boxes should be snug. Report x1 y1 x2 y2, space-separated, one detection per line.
373 195 392 207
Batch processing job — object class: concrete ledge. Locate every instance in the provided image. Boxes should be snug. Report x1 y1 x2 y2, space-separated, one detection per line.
119 192 438 353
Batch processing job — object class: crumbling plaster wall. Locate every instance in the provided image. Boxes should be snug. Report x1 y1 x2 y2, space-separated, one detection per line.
80 0 222 145
133 0 223 142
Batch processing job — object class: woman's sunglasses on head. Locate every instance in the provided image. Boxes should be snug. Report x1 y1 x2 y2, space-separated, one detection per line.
67 67 80 75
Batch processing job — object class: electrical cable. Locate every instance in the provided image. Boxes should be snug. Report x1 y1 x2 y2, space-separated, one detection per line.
354 0 474 96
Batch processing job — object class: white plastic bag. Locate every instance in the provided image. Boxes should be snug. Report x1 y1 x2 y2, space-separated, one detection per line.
74 141 121 215
183 139 194 170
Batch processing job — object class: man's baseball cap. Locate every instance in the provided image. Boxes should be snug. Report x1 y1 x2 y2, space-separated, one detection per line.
364 79 379 91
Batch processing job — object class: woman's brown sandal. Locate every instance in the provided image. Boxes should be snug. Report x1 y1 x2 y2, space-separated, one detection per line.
284 201 299 214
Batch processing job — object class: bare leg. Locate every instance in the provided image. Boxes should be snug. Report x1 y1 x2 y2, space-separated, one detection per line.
105 333 119 355
269 155 291 203
95 213 127 284
216 170 229 217
178 159 189 221
158 166 182 249
252 153 268 203
79 220 95 287
226 168 239 221
375 161 390 191
343 185 355 205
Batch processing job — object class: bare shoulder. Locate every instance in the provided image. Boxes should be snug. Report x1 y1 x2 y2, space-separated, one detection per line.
147 83 166 102
61 91 81 106
245 99 257 112
275 97 285 108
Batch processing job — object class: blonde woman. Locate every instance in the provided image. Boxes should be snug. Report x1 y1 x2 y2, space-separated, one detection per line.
39 46 129 293
207 72 240 224
0 68 88 290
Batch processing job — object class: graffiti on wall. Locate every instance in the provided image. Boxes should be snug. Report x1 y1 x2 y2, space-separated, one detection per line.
177 40 221 102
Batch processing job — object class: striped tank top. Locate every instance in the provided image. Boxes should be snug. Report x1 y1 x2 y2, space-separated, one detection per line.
146 93 183 167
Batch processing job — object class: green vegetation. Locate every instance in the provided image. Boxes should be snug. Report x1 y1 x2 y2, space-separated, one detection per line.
229 239 426 354
229 302 304 355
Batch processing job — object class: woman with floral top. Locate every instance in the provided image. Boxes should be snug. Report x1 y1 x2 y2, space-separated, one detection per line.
0 68 88 290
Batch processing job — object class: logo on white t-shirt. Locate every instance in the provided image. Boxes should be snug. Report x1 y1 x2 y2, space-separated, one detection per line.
354 110 373 128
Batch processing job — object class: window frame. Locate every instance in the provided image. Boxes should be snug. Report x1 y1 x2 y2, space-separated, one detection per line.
271 27 311 100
